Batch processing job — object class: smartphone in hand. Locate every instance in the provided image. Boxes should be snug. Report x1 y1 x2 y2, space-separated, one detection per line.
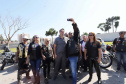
67 19 72 21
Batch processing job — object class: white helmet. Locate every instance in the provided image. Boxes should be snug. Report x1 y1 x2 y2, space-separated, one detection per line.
23 36 29 40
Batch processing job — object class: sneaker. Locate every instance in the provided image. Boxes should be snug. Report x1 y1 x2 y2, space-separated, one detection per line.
77 70 81 74
116 68 120 72
98 79 102 84
44 78 48 84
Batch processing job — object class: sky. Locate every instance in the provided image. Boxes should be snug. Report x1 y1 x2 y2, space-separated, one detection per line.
0 0 126 40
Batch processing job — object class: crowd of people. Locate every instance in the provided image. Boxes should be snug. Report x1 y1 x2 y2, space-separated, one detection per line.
15 18 126 84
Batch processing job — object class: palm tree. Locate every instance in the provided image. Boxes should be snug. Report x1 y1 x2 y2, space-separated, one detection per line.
106 16 120 32
97 23 111 33
98 16 120 33
45 28 58 44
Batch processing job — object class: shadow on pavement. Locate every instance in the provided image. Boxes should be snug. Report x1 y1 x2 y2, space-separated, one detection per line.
0 63 18 75
99 58 126 84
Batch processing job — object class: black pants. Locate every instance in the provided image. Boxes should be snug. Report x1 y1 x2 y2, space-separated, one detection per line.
18 58 29 78
43 57 51 78
88 59 101 80
82 51 88 70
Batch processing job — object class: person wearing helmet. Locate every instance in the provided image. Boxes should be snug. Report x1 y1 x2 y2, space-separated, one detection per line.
15 35 31 81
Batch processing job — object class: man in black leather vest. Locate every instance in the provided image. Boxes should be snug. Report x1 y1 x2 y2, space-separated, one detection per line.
113 31 126 71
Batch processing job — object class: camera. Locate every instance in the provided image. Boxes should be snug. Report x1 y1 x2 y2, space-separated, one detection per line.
67 19 72 21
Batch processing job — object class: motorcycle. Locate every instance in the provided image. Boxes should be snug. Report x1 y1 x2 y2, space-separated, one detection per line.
99 45 113 68
1 45 16 70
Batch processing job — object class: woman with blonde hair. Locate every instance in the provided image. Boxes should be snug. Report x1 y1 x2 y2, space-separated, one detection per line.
84 32 102 84
26 35 42 84
42 38 54 83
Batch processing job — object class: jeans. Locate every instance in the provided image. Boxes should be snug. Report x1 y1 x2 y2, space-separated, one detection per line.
68 56 78 84
116 51 126 70
30 59 41 79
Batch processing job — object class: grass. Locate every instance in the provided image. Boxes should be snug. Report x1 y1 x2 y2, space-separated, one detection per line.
0 48 17 53
105 42 113 45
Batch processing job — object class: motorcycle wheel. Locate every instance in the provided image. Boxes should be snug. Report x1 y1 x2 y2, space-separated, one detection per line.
1 60 6 70
99 54 112 68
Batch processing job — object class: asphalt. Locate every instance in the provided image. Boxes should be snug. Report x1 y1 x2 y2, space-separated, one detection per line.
0 59 126 84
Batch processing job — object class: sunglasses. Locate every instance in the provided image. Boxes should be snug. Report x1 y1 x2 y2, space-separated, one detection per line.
89 35 94 36
119 32 124 34
35 37 39 38
24 39 28 41
47 41 49 42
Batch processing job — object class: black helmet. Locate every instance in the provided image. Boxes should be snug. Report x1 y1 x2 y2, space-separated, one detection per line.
106 45 111 51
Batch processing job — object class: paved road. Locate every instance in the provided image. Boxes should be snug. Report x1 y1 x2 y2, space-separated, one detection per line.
0 59 126 84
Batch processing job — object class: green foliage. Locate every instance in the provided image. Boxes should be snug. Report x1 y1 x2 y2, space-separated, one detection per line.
82 32 88 35
106 16 120 32
45 28 58 36
97 23 111 32
98 16 120 32
45 28 58 44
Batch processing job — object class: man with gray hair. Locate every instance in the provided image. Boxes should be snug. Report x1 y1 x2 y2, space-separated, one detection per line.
80 35 88 72
53 28 68 80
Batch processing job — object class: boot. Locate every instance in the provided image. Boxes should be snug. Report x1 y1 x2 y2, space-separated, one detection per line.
44 78 48 84
47 74 51 79
33 76 37 84
88 75 92 82
36 75 40 84
26 72 31 79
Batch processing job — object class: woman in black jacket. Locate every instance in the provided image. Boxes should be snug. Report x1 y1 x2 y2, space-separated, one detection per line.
26 35 42 84
42 38 54 83
84 32 102 84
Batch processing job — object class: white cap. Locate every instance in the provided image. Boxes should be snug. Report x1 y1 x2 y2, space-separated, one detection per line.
23 36 29 39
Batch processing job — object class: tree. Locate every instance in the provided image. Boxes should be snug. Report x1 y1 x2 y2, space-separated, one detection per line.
97 22 111 33
45 28 58 44
0 16 28 47
97 16 120 33
0 34 4 41
82 32 88 35
106 16 120 32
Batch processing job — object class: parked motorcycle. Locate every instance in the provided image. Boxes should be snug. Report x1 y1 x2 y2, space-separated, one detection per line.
1 45 16 70
99 41 118 69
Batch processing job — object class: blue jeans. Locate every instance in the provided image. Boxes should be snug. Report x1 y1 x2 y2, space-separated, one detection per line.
30 59 41 77
68 56 78 84
116 52 126 70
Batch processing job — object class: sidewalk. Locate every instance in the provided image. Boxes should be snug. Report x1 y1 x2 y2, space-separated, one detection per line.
0 59 126 84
